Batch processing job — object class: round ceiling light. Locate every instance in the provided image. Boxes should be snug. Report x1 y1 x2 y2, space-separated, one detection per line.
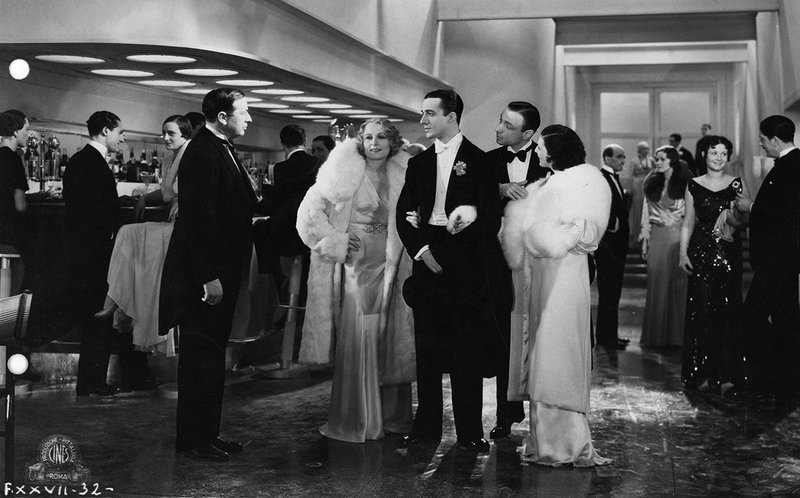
35 55 104 64
138 80 196 87
313 119 335 123
178 88 213 95
175 68 238 77
389 119 405 122
280 96 330 103
331 109 369 114
216 79 273 86
8 59 30 80
126 54 196 64
251 88 303 95
270 109 310 114
294 115 332 119
91 69 154 77
350 114 388 119
306 103 351 109
248 102 289 109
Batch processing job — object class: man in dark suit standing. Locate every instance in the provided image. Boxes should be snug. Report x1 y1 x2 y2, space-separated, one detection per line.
738 115 800 403
63 111 151 396
486 101 550 440
669 133 695 170
595 144 630 350
396 89 509 453
254 125 317 300
160 88 258 461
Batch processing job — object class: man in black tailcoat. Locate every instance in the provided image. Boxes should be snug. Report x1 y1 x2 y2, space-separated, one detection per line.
160 88 258 462
486 101 550 440
738 115 800 404
63 111 151 396
396 89 509 452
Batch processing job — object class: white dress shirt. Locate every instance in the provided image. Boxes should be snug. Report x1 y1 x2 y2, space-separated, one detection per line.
87 140 108 162
507 139 534 183
428 132 463 226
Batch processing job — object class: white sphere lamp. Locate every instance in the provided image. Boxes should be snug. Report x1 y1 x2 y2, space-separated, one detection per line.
9 59 30 80
7 354 28 376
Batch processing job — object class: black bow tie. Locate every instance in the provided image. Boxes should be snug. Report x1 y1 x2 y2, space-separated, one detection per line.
504 147 530 163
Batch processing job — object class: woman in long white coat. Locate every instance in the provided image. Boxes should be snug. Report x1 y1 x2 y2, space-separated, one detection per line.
502 124 611 466
296 119 415 443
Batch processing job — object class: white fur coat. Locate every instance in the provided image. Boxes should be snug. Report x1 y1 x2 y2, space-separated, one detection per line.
295 138 415 385
501 163 611 266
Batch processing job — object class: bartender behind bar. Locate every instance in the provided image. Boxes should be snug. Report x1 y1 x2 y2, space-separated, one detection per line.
62 110 153 396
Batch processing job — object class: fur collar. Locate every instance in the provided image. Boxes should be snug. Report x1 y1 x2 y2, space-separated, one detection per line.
315 138 409 207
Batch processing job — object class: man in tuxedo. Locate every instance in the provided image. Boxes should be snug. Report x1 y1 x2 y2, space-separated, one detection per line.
254 125 317 300
595 144 630 350
396 89 508 452
63 111 152 396
694 123 713 176
160 88 258 461
669 133 694 169
738 115 800 402
486 101 550 440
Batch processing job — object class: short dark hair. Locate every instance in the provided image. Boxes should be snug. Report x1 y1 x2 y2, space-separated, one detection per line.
424 89 464 124
760 115 795 143
645 146 691 201
185 111 206 130
202 88 246 122
540 124 585 170
163 115 193 139
670 133 682 142
356 119 404 158
507 101 540 132
312 135 336 152
86 111 121 136
0 110 26 136
699 135 734 160
280 124 306 148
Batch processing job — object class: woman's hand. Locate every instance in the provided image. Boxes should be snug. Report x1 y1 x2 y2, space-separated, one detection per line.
679 253 693 275
348 233 361 253
162 185 176 204
641 238 648 261
134 194 147 222
405 210 421 229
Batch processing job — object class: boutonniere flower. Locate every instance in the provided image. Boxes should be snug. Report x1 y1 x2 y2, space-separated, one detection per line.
453 161 467 176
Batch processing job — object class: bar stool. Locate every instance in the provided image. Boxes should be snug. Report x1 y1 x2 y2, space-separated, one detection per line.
0 250 22 299
259 254 309 379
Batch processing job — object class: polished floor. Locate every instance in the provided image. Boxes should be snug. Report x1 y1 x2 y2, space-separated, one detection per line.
4 283 798 497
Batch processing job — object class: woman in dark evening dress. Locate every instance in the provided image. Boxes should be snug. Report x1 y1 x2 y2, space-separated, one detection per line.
679 136 751 394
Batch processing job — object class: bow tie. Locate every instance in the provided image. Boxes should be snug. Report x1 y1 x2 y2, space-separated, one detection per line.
504 147 530 163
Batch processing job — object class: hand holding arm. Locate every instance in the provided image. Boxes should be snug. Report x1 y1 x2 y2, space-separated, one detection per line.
499 182 528 200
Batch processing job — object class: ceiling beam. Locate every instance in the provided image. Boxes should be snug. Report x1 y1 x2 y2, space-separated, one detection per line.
438 0 779 21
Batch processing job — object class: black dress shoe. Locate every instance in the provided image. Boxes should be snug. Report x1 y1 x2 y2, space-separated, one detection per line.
457 438 490 453
185 444 229 462
396 432 441 448
489 423 512 440
76 384 119 397
211 437 244 454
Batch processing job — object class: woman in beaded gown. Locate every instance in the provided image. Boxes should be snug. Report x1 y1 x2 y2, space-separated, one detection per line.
639 146 691 347
679 136 751 393
297 119 415 442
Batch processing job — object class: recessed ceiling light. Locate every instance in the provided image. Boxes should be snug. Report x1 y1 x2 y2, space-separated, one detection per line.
178 88 213 95
251 88 303 95
248 102 289 109
389 119 404 122
138 80 196 87
35 55 104 64
91 69 154 77
293 115 332 119
243 97 263 102
313 119 335 123
270 109 310 114
350 114 388 119
281 96 330 103
306 103 352 109
331 109 370 114
216 79 273 86
175 68 238 77
126 55 196 64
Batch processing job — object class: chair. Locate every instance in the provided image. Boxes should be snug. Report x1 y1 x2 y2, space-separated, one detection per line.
0 291 32 483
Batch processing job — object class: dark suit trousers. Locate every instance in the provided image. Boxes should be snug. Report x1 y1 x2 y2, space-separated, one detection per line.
495 349 524 424
410 226 485 441
77 320 150 391
744 268 800 393
595 239 627 345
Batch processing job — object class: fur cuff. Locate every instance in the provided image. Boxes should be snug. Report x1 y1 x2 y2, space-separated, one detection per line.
313 231 349 263
447 205 477 234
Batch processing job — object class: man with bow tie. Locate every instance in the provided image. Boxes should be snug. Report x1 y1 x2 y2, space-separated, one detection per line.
595 144 630 350
160 88 259 462
396 89 509 452
486 101 551 440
